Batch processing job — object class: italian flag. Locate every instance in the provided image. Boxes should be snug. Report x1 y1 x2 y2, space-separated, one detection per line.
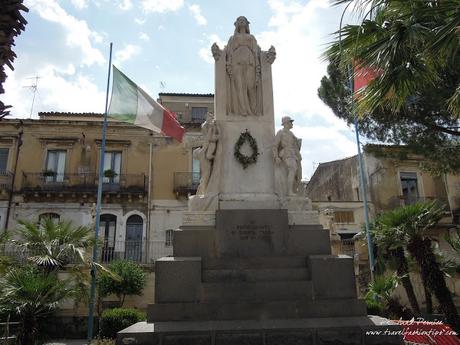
108 66 185 142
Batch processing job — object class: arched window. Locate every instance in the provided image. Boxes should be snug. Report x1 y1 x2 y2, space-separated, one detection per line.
100 214 117 262
165 229 174 247
38 213 60 224
125 215 143 262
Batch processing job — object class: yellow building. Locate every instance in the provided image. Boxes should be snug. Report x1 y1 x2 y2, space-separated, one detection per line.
0 93 215 265
306 145 460 307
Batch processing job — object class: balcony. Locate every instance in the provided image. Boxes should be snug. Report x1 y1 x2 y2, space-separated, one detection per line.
0 171 13 193
100 240 172 264
3 240 172 266
399 195 450 209
21 172 147 197
173 172 200 196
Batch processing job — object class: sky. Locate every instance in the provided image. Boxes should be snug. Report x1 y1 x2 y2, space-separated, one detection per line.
1 0 362 179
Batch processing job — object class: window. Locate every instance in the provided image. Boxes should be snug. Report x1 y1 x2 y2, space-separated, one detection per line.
45 150 66 182
191 107 207 122
165 229 174 247
100 214 117 262
103 151 122 184
0 148 9 174
400 172 419 205
192 147 201 186
334 211 355 223
38 212 60 224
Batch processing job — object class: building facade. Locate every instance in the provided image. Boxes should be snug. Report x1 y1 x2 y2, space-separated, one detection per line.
306 145 460 306
0 93 215 265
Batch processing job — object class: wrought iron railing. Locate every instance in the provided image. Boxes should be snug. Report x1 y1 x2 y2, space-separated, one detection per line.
21 172 147 194
0 171 12 192
2 240 172 265
100 240 172 264
341 238 355 257
173 172 200 196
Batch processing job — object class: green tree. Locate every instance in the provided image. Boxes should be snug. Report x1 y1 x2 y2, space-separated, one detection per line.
98 260 147 307
365 274 412 319
372 216 421 316
0 266 75 345
328 0 460 113
12 217 93 269
320 0 460 173
0 217 110 343
377 202 460 332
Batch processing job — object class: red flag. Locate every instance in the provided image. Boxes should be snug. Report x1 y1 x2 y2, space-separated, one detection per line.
353 62 381 93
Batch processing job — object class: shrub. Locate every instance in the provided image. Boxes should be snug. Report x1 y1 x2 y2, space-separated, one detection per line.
98 260 147 306
99 308 146 339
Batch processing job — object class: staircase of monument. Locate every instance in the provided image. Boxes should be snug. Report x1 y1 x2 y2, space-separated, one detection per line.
147 210 369 324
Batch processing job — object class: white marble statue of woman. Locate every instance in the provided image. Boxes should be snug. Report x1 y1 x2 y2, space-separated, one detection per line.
225 16 261 116
195 112 220 195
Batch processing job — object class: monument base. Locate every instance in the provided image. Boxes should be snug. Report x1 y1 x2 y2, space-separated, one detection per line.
117 316 404 345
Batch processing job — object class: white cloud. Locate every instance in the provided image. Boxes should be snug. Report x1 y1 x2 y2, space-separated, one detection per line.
188 4 207 26
199 34 225 64
3 64 105 118
255 0 356 178
26 0 104 66
134 17 146 25
141 0 184 13
119 0 132 10
70 0 89 9
114 44 141 66
139 32 150 41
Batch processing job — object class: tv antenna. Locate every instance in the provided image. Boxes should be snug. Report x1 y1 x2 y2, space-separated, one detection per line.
23 76 40 118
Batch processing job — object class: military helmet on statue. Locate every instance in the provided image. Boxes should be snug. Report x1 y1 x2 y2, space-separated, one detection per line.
281 116 294 125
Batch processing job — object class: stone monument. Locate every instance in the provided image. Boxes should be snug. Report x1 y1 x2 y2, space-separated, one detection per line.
117 17 403 345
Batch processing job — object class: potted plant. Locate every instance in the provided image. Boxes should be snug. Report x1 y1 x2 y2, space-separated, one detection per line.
104 169 118 179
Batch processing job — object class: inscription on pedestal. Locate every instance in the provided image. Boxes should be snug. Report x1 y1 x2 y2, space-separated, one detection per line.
216 209 288 257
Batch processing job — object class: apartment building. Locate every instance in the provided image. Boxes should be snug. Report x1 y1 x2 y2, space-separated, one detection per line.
306 145 460 305
0 93 215 265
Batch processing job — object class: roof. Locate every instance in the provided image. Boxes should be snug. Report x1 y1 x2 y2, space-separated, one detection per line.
316 155 357 168
38 112 103 117
158 93 214 97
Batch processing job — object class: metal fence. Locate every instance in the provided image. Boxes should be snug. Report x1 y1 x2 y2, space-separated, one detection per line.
0 171 12 192
100 240 172 264
21 172 147 194
341 238 355 256
173 172 200 195
2 240 172 266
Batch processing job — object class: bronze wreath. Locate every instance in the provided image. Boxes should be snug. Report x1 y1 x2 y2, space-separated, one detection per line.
234 129 259 169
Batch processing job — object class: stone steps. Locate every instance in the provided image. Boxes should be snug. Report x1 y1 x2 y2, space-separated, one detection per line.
203 256 307 270
201 280 313 302
147 298 367 322
202 267 309 282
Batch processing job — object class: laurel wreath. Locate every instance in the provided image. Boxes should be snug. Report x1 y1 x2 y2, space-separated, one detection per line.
234 130 259 169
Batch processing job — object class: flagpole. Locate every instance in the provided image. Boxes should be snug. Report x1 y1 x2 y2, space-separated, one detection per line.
347 65 376 283
87 42 113 341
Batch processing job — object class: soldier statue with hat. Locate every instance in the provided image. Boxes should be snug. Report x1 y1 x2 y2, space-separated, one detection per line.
273 116 302 196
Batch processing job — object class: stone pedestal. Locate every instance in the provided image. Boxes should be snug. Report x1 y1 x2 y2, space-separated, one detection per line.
117 210 404 345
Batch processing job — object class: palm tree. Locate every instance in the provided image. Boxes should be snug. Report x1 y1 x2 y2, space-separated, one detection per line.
328 0 460 115
1 217 114 343
373 216 421 316
365 273 412 319
12 217 94 270
378 201 460 332
0 265 75 345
